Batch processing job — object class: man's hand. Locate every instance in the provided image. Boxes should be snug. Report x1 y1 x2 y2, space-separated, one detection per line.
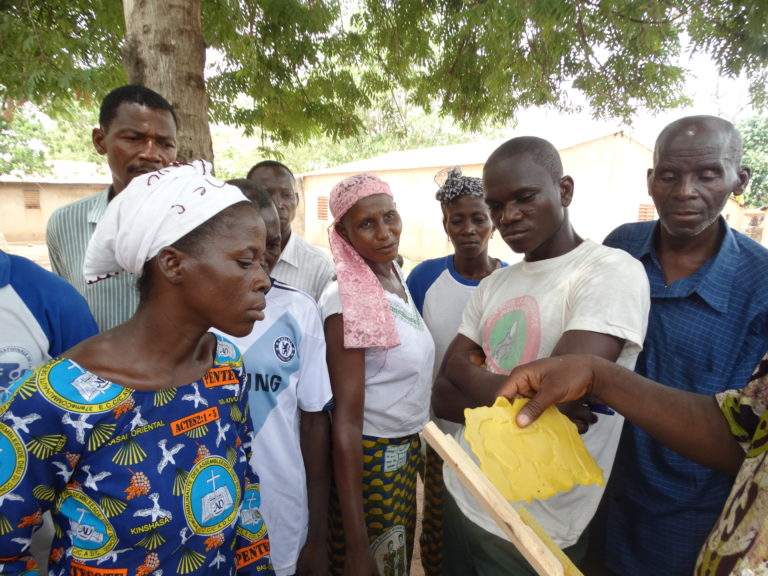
343 544 380 576
498 353 747 476
479 352 597 433
296 539 327 576
555 400 597 434
496 355 598 427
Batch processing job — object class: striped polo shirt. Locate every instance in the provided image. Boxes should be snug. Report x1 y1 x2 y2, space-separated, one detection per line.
271 232 335 302
46 187 139 331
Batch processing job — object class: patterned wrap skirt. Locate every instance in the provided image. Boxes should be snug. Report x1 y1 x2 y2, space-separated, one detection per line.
328 433 421 576
419 443 445 576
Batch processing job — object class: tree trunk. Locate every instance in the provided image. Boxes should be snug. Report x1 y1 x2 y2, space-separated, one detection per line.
122 0 213 165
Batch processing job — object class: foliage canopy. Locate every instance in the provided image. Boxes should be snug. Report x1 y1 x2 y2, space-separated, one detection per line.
1 0 766 147
739 115 768 209
0 106 49 176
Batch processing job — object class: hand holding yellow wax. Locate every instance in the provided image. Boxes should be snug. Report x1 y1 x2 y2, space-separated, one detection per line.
464 397 604 503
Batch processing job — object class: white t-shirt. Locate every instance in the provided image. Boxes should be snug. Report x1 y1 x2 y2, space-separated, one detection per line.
319 279 435 438
217 280 333 576
443 240 650 547
406 255 507 437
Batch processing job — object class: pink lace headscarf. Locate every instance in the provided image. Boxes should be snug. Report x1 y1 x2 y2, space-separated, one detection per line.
328 173 400 350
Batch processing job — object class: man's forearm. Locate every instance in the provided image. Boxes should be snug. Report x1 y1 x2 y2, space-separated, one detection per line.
301 410 331 541
590 358 744 474
432 375 476 422
445 352 507 406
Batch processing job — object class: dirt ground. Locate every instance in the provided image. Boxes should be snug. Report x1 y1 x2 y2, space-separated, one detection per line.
412 476 426 576
4 241 51 270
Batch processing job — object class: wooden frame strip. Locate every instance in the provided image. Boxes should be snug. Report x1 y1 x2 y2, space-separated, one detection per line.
422 421 585 576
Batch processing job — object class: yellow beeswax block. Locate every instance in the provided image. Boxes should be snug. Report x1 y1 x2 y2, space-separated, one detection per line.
464 397 604 503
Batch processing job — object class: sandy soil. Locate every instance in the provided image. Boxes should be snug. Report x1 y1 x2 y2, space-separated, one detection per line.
4 241 51 270
412 477 425 576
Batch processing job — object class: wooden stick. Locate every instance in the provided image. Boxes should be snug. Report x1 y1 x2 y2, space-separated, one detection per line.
423 421 584 576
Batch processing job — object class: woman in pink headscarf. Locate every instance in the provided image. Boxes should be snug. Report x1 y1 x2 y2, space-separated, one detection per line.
318 173 435 576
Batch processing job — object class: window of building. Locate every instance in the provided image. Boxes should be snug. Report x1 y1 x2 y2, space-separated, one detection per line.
317 196 329 221
23 189 41 210
638 203 655 222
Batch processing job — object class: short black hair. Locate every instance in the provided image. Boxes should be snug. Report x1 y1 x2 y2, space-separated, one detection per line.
655 115 743 167
99 85 177 131
485 136 563 184
246 160 295 181
227 178 275 210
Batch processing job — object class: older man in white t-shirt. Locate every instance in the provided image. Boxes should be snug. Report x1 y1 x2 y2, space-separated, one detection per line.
247 161 334 301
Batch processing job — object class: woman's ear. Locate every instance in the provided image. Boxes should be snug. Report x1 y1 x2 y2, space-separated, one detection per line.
335 220 350 243
155 246 186 284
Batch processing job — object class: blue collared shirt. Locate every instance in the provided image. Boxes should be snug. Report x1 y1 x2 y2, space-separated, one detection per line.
602 218 768 576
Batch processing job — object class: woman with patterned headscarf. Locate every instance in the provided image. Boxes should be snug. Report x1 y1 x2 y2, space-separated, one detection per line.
0 161 275 575
318 173 434 576
405 166 506 576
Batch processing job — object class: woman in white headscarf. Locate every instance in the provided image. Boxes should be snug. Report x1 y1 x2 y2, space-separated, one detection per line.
0 161 274 575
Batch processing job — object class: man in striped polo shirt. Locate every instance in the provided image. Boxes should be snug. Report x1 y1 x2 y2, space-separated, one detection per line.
246 161 335 302
46 85 177 330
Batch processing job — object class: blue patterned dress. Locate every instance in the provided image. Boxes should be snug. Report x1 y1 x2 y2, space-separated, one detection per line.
0 334 273 576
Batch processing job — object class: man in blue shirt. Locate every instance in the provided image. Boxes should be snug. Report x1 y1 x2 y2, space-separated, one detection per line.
601 115 768 575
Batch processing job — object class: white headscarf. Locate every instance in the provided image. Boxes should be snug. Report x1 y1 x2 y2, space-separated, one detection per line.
84 160 248 282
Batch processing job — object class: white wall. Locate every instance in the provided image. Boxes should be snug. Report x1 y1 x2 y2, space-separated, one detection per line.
300 133 657 264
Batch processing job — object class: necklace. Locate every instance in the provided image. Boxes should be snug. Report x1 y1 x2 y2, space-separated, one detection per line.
454 255 498 281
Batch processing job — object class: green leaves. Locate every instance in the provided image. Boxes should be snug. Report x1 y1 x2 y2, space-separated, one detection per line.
0 0 765 151
739 115 768 209
205 0 366 144
0 105 50 175
0 101 99 176
0 1 125 113
687 0 767 108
